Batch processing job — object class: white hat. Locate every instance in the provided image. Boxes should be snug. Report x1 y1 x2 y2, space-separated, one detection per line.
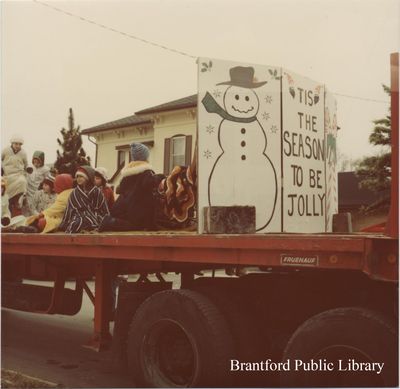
10 135 24 144
95 167 108 181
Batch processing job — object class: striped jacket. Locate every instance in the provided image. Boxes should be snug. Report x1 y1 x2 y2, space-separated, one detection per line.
59 185 109 233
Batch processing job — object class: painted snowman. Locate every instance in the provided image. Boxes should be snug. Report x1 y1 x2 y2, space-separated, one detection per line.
203 66 277 231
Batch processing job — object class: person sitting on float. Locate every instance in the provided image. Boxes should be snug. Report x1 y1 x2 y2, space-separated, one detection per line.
59 166 109 233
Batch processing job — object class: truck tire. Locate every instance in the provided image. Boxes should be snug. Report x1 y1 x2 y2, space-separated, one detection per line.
280 307 398 387
192 285 270 387
127 289 234 387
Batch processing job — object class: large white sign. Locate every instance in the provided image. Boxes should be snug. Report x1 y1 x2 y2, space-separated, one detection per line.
197 58 338 234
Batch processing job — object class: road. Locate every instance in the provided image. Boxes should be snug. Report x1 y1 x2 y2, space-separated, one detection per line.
1 280 133 388
1 272 229 387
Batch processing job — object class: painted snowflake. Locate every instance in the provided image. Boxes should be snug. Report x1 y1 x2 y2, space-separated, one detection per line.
203 150 212 159
262 112 270 121
270 125 278 133
212 89 222 99
265 95 273 104
206 125 215 134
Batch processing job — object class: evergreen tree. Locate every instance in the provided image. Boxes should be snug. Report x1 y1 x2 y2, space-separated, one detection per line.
54 108 91 176
355 85 391 213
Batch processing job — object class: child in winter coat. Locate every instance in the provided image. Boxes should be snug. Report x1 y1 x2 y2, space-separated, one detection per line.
26 174 74 233
31 175 56 215
24 151 51 216
59 166 109 233
94 167 115 211
1 135 28 216
99 143 164 231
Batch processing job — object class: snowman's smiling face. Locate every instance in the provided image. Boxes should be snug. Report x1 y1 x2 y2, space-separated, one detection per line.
224 86 259 118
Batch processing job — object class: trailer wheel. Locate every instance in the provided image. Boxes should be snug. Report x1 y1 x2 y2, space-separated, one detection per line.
127 289 234 387
192 285 270 386
281 307 398 387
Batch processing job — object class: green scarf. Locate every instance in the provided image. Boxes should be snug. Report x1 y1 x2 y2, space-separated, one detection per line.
201 92 257 123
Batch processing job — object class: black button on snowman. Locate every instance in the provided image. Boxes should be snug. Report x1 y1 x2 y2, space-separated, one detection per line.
202 66 278 231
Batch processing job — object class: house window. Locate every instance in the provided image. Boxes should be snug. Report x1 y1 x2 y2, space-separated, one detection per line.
164 135 192 174
117 150 126 169
170 136 186 168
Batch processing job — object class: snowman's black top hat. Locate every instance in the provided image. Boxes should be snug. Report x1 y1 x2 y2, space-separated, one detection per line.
217 66 267 88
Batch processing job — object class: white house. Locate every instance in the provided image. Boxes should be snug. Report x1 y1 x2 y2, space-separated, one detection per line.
82 95 196 187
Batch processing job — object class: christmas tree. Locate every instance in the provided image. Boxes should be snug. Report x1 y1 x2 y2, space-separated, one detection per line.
54 108 91 176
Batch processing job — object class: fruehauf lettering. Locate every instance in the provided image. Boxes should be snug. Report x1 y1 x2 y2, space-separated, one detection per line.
282 256 316 264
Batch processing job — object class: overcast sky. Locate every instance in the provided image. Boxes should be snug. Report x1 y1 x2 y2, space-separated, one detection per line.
1 0 399 168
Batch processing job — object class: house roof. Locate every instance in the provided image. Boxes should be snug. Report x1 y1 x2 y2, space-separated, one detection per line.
338 171 387 207
82 94 197 135
82 115 151 135
135 94 197 115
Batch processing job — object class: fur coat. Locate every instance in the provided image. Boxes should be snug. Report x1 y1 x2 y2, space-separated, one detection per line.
108 161 164 230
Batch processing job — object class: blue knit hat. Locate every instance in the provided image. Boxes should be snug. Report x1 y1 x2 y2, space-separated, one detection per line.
130 142 149 162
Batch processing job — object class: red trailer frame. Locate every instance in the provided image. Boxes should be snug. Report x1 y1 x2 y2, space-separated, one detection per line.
1 231 398 350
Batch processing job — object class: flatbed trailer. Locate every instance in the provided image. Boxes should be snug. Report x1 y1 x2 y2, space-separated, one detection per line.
1 231 398 387
1 53 399 387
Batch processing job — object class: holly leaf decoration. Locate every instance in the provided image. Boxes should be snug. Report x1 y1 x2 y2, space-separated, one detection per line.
314 95 320 104
289 87 296 98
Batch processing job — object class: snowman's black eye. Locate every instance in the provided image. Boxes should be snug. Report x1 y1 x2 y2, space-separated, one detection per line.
235 95 239 100
245 96 249 101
